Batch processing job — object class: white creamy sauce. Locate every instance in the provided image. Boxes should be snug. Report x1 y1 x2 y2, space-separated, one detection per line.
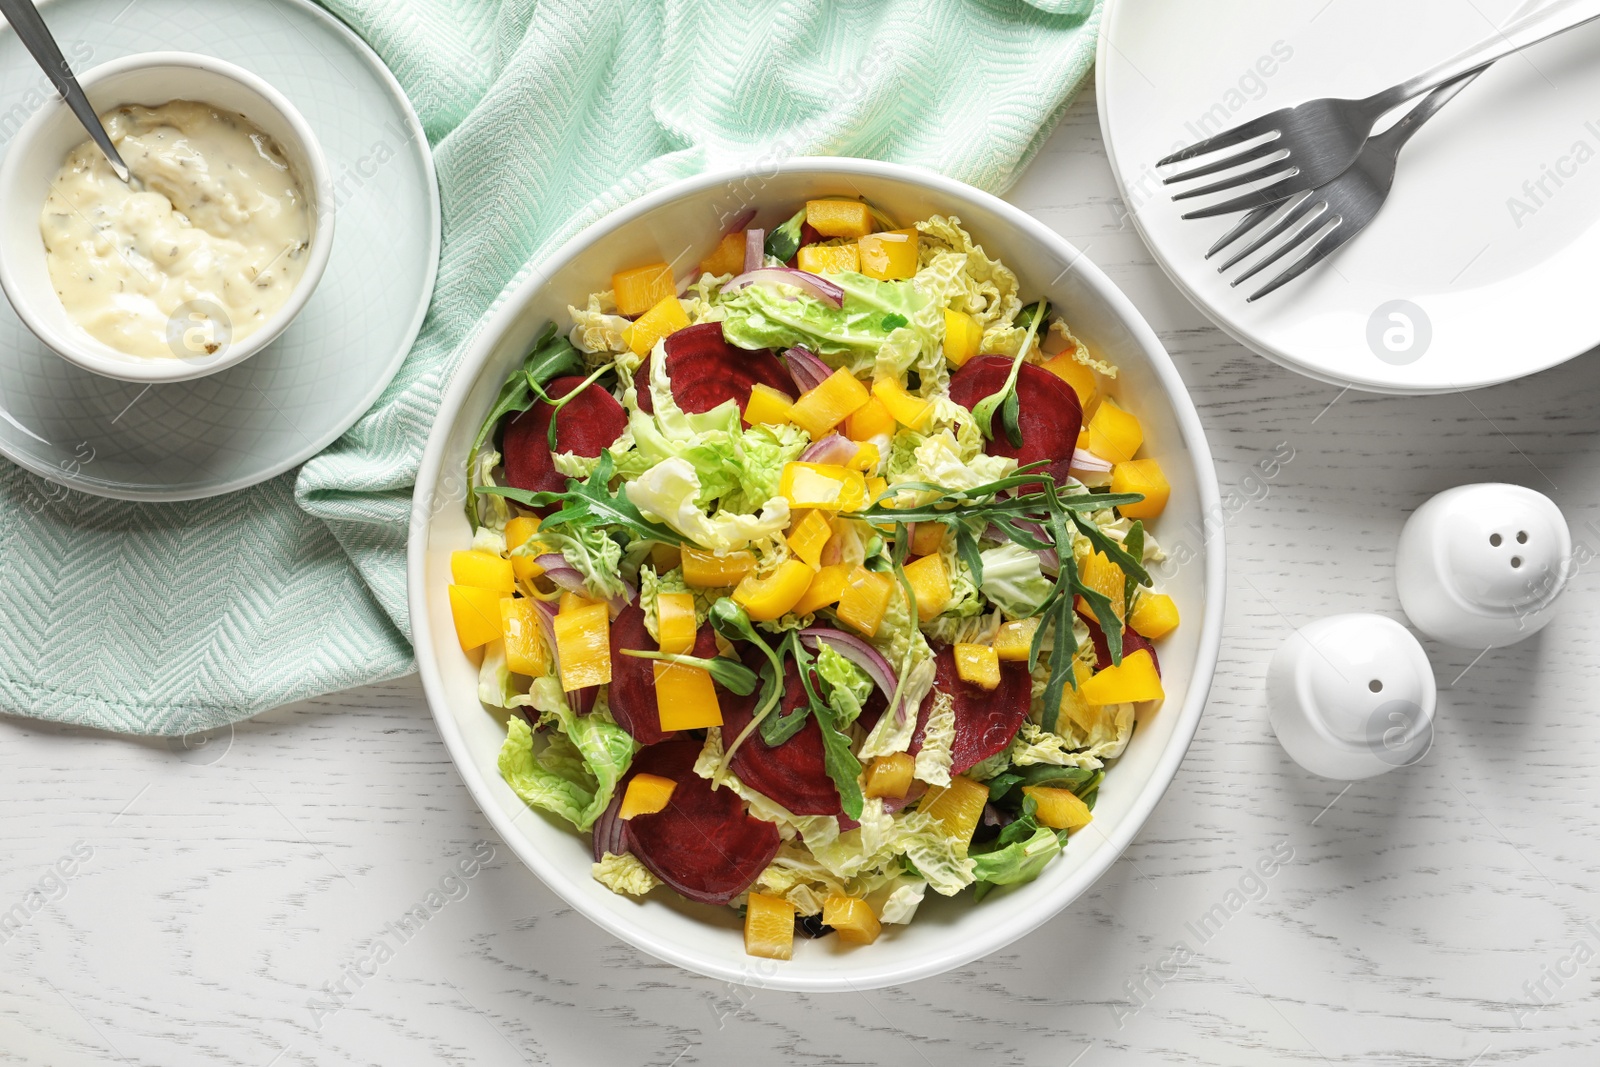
40 101 311 359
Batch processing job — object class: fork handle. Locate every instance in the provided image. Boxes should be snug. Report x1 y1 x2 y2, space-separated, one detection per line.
1375 0 1600 111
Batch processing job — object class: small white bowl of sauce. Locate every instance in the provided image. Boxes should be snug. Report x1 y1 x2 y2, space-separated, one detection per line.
0 52 335 383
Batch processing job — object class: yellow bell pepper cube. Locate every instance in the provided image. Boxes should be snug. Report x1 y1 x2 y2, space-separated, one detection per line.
863 753 915 800
788 368 870 439
656 592 698 655
553 603 611 691
903 553 952 622
796 243 860 274
1112 459 1170 520
822 894 881 945
699 231 746 277
451 550 515 594
1086 399 1143 463
624 295 689 357
618 773 676 820
560 590 603 614
611 261 675 317
504 516 546 583
1041 351 1097 407
733 560 815 622
908 522 944 557
805 199 873 239
791 563 850 617
779 462 868 512
1078 550 1126 624
1058 661 1097 735
1129 593 1180 640
1023 785 1093 832
785 509 833 568
653 661 723 730
942 308 983 368
742 383 795 428
866 476 889 502
953 642 1001 690
500 597 550 677
681 547 756 588
849 441 879 472
836 566 894 636
920 774 989 843
844 396 895 441
744 892 797 960
857 229 918 280
993 618 1040 662
1081 649 1164 705
870 378 933 431
448 584 503 651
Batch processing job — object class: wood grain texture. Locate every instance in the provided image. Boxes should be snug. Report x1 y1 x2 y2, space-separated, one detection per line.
5 87 1600 1065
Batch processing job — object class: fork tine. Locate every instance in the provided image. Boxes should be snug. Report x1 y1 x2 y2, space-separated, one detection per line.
1156 113 1281 166
1162 140 1286 185
1246 222 1357 301
1170 160 1297 201
1205 203 1278 258
1216 194 1323 272
1231 208 1334 286
1179 174 1303 220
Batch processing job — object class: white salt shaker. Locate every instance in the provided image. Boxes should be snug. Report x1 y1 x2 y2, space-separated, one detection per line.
1396 483 1571 648
1267 614 1436 780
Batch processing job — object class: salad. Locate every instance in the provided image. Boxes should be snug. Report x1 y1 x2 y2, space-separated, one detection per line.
446 198 1180 961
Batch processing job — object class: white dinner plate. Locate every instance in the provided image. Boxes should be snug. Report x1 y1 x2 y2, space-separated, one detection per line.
0 0 438 500
1097 0 1600 394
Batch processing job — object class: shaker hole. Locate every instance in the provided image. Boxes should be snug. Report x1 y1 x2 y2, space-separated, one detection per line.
1512 556 1523 568
1489 533 1503 546
1369 679 1383 693
1517 531 1528 544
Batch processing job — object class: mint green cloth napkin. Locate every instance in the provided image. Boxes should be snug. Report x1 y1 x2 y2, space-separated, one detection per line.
0 0 1102 736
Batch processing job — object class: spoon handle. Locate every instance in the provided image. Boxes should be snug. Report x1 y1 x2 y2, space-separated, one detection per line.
0 0 130 181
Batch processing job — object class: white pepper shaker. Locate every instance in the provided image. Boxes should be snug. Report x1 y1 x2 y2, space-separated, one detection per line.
1396 483 1571 648
1267 613 1436 780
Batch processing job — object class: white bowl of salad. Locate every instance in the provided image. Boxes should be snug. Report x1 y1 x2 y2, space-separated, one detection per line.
409 158 1223 991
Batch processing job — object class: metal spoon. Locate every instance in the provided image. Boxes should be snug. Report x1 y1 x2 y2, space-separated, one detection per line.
0 0 129 182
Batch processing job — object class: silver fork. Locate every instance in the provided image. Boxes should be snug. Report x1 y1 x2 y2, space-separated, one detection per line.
1208 68 1483 302
1157 0 1600 218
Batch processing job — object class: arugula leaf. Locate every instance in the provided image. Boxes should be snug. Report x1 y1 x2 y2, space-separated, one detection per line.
619 649 759 695
881 312 908 331
970 300 1048 444
790 634 864 821
764 208 807 263
954 523 985 586
706 601 796 749
466 324 585 529
1122 521 1145 606
477 452 685 547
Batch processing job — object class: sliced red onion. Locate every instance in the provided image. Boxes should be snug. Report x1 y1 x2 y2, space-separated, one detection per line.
744 229 765 274
881 780 928 815
783 344 832 392
799 433 858 465
535 553 588 595
1070 447 1114 474
724 268 844 309
591 791 628 861
799 628 898 705
725 207 756 236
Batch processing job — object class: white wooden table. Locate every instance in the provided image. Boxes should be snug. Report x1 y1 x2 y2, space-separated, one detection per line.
5 88 1599 1066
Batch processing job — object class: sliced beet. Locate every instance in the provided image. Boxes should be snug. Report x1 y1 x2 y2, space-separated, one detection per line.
909 645 1032 774
633 322 795 416
948 355 1084 487
622 738 781 905
502 376 626 502
720 657 842 817
605 602 743 747
1083 612 1160 676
